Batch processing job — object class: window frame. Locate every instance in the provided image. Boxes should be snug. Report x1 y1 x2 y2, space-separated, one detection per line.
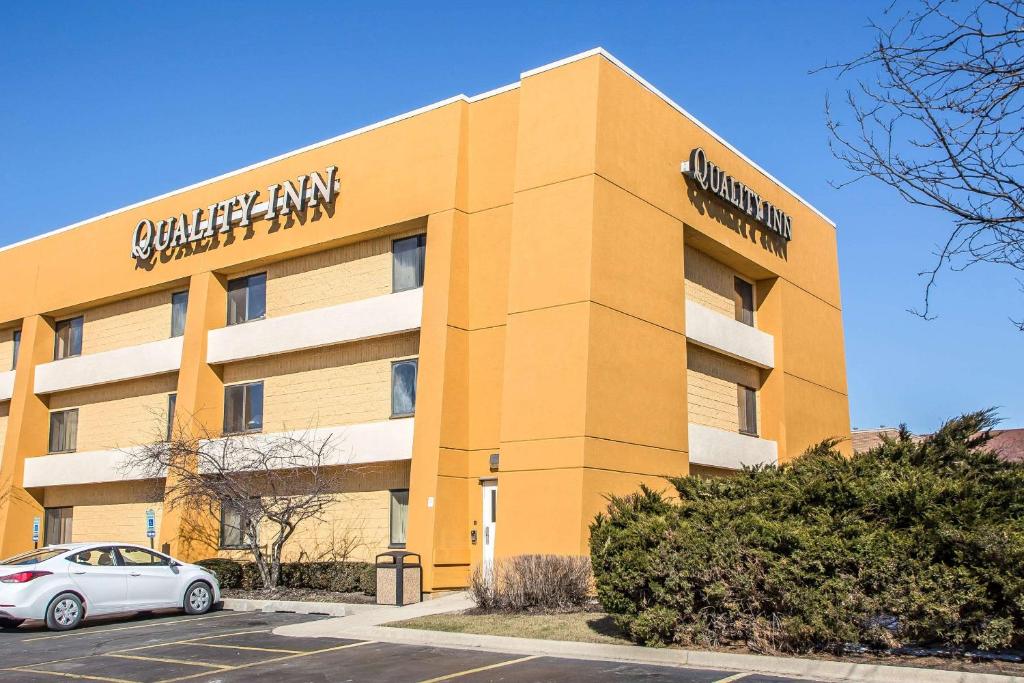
44 507 74 546
389 488 409 549
53 316 84 360
226 273 267 326
48 408 79 454
733 276 755 327
219 500 250 550
166 393 177 441
737 384 759 437
170 290 189 338
11 330 20 370
222 381 264 435
390 358 419 418
392 234 427 293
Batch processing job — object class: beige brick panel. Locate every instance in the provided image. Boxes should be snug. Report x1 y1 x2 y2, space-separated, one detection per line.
264 228 426 318
49 375 178 451
43 481 165 547
0 403 8 453
218 461 410 563
684 246 735 317
0 327 16 370
81 290 178 355
222 333 419 432
687 345 760 431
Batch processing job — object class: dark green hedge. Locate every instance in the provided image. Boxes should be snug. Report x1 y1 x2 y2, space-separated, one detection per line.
197 558 375 595
590 411 1024 653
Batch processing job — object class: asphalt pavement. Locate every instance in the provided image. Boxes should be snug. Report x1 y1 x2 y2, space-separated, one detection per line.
0 609 819 682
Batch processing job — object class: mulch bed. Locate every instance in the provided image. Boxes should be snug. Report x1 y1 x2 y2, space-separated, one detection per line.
222 588 376 604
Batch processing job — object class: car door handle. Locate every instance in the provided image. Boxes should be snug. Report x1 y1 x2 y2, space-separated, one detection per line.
130 572 141 577
73 571 86 575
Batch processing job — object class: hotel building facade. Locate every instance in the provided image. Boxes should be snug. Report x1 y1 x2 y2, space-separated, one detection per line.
0 50 850 591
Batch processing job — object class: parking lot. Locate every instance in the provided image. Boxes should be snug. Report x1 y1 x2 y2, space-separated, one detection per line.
0 610 819 682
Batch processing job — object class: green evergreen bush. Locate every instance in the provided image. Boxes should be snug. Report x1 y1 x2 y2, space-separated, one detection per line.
590 411 1024 653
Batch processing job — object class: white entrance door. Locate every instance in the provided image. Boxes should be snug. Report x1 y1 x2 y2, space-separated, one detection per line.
481 481 497 574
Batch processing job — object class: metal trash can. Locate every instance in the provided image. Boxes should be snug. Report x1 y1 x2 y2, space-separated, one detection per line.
375 550 422 606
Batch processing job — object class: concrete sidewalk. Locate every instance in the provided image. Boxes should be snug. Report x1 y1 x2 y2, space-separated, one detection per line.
273 593 1024 683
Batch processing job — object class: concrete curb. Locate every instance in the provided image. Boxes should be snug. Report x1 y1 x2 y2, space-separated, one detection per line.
270 593 1024 683
221 598 353 617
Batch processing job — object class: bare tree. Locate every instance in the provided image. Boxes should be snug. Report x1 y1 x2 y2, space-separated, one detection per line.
123 414 354 589
822 0 1024 326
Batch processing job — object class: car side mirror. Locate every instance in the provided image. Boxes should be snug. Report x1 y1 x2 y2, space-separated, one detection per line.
170 563 181 574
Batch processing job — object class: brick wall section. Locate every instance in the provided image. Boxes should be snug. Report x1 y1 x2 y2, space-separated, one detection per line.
684 246 736 317
686 345 760 432
0 327 16 370
44 481 165 547
0 403 7 451
48 374 177 452
217 461 410 563
262 228 425 318
81 290 177 355
222 333 419 433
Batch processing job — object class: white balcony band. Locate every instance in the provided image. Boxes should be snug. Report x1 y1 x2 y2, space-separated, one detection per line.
206 288 423 365
688 423 778 470
685 300 774 369
22 418 415 488
34 337 184 395
0 370 14 402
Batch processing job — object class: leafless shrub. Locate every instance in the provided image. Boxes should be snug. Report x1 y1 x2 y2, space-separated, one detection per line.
470 554 592 612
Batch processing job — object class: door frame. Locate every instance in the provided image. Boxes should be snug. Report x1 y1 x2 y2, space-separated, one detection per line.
480 479 497 574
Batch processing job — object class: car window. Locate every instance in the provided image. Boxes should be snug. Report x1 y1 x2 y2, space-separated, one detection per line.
67 548 119 567
0 549 64 565
118 547 170 567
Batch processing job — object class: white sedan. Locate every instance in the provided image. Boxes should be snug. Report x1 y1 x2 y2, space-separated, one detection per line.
0 543 221 631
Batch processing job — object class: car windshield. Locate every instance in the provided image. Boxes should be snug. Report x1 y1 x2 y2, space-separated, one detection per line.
0 549 66 565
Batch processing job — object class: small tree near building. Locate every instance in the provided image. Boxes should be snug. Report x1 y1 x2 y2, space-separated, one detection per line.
124 416 353 590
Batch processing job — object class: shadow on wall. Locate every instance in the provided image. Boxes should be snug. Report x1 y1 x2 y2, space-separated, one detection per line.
684 180 788 261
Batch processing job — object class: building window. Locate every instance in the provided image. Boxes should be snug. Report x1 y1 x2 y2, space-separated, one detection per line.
167 393 177 440
390 489 409 548
393 234 426 292
171 291 189 337
226 273 267 326
223 381 264 434
734 277 755 327
738 385 758 436
44 507 73 546
11 330 20 370
48 409 78 453
391 359 418 417
54 316 83 360
220 500 247 549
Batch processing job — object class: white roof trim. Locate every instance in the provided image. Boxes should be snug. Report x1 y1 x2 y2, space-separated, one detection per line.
3 47 833 255
522 47 836 228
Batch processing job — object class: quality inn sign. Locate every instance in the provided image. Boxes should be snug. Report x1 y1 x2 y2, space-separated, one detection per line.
681 148 792 241
131 165 339 260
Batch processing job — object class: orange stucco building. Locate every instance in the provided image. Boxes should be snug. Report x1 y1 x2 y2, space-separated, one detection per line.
0 49 850 591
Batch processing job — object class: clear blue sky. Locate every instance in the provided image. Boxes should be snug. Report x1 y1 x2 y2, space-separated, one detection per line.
2 2 1020 433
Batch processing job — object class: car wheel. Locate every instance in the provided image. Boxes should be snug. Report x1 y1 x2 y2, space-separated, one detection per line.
46 593 84 631
183 582 213 615
0 618 24 629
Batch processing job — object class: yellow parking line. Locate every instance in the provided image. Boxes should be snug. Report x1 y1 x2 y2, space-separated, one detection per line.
2 668 137 683
713 674 752 683
186 641 302 654
155 640 375 683
108 628 272 653
104 653 229 670
23 611 241 642
416 655 540 683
